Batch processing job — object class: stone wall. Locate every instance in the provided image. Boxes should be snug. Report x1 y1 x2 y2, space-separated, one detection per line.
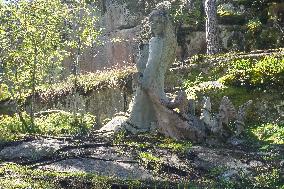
33 87 132 126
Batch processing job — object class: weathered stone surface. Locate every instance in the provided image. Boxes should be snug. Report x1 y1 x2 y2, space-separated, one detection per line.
85 146 134 161
101 2 179 134
40 158 154 180
59 0 281 74
0 139 68 161
188 146 250 172
104 27 139 68
62 29 139 73
103 1 140 31
219 25 245 51
220 170 239 181
100 3 251 142
0 134 282 186
99 115 128 133
129 3 177 131
185 31 207 57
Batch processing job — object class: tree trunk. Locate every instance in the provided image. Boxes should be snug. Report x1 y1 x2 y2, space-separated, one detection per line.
205 0 220 55
30 46 38 130
72 38 81 120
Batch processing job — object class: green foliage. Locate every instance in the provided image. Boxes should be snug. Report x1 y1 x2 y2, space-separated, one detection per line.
217 3 246 25
170 0 204 29
76 66 135 92
217 4 242 17
206 166 282 189
0 0 100 127
158 138 192 153
0 163 143 189
258 27 284 49
113 130 127 145
239 168 282 189
249 123 284 144
36 66 135 102
0 111 95 143
247 18 262 33
237 0 269 23
219 56 284 88
0 162 281 189
138 152 162 174
0 0 69 101
0 84 10 101
139 152 161 163
181 52 283 125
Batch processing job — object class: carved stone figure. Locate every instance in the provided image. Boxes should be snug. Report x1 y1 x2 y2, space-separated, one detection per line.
200 96 252 138
100 2 177 134
100 2 252 143
235 100 253 136
127 43 156 132
127 2 178 133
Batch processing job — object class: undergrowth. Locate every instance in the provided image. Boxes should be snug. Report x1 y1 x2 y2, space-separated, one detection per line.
219 56 284 88
0 66 136 102
246 123 284 145
0 163 142 189
0 111 95 143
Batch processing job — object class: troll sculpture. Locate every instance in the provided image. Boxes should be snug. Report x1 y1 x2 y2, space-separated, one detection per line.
100 2 252 143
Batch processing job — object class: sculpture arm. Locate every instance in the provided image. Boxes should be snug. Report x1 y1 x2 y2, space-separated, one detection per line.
141 38 163 90
137 44 149 73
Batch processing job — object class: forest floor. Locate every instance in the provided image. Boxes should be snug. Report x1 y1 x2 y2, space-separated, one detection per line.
0 130 283 188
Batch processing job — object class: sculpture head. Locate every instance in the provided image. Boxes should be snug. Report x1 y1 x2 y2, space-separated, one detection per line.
149 9 168 37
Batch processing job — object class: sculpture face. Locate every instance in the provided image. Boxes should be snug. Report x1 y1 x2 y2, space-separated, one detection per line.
150 14 166 37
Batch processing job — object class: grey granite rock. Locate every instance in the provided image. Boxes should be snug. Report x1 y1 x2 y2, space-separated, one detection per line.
0 139 68 161
39 158 155 180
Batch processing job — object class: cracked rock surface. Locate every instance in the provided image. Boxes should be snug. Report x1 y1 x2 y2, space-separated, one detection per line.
0 133 282 183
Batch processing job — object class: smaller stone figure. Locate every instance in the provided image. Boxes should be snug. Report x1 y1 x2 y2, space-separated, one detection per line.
235 100 253 136
200 96 252 139
200 97 218 133
161 91 189 117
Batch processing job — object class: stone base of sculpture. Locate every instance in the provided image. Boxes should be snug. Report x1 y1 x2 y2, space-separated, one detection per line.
100 92 252 143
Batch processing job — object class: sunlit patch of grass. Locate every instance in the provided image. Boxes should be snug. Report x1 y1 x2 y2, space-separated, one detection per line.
0 163 188 189
158 137 192 153
250 168 281 189
139 152 161 163
0 163 137 189
250 123 284 144
1 66 136 104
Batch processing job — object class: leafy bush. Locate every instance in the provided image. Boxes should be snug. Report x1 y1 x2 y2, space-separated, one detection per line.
35 66 135 103
250 123 284 144
247 19 262 33
219 56 284 88
217 4 242 17
0 111 95 142
170 0 204 29
0 84 10 101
